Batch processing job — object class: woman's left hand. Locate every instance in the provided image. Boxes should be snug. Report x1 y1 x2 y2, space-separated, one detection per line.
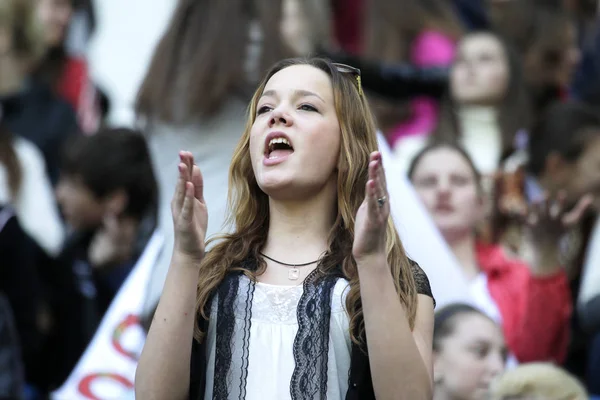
353 152 390 262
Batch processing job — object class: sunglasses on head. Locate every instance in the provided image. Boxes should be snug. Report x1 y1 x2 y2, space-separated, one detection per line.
332 63 363 96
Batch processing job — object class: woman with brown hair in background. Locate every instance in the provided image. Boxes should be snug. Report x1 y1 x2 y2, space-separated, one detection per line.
136 0 333 325
394 31 531 181
362 0 462 148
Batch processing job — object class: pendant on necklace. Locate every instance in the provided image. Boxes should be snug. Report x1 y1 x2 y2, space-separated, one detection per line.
288 268 300 280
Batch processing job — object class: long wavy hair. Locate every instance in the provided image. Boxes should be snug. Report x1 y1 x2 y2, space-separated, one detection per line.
194 57 418 344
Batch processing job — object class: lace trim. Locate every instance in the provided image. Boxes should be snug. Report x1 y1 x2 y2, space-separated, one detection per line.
212 272 255 400
410 259 436 307
290 269 339 400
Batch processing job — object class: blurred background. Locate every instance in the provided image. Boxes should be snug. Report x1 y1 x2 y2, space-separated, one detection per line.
0 0 599 399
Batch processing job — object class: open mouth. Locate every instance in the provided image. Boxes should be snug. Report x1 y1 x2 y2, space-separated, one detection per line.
265 136 294 159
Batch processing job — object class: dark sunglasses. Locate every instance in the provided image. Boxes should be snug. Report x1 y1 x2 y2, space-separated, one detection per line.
332 63 363 96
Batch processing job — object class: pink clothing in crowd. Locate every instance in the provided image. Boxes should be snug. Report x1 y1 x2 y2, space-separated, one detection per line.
388 30 456 147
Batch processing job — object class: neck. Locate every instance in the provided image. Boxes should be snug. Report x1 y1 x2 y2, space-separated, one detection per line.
0 57 24 96
262 182 337 263
444 229 480 280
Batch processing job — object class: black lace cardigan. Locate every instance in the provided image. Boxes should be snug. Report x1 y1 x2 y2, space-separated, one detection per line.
188 260 434 400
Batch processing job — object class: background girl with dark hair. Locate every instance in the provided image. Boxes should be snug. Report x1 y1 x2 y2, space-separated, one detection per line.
395 31 531 178
433 303 506 400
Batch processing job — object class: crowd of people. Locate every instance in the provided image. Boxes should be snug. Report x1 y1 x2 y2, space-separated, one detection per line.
1 0 599 399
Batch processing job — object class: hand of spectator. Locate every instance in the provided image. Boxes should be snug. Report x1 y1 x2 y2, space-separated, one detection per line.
171 151 208 264
88 213 136 268
521 192 593 275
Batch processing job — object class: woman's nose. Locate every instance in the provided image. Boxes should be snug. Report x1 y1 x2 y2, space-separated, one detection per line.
268 108 293 128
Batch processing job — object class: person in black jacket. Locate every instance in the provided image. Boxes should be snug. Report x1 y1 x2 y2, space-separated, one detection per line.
0 205 45 396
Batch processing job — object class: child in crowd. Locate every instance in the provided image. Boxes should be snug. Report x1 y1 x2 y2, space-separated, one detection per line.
433 304 506 400
39 128 158 391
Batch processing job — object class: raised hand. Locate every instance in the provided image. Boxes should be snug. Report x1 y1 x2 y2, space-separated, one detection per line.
353 152 390 261
88 213 136 268
171 151 208 263
524 192 593 248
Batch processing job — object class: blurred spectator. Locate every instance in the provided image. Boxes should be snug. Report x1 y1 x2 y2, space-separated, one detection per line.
0 293 24 400
524 101 600 381
432 303 506 400
490 362 587 400
41 128 157 389
396 32 531 178
363 0 462 144
0 0 79 186
136 0 331 318
490 1 581 116
0 121 63 257
409 143 572 363
33 0 102 133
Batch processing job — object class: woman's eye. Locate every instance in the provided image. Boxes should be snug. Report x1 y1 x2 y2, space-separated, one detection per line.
299 104 317 112
257 106 272 115
416 177 437 187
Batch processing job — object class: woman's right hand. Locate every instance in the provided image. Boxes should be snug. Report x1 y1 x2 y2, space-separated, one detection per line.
171 151 208 264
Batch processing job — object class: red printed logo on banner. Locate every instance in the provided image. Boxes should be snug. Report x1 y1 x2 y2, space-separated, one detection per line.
111 314 141 361
77 373 134 400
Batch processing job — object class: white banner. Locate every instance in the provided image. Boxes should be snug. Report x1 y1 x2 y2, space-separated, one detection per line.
377 133 473 308
52 231 164 400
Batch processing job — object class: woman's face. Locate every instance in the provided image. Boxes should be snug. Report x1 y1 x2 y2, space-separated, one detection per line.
412 147 482 238
250 65 341 200
451 34 510 106
36 0 73 47
434 313 507 400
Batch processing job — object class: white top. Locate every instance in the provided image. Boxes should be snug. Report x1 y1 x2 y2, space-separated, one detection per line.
0 137 64 256
204 278 352 400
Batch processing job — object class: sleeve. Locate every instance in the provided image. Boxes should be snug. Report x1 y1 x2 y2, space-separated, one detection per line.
504 264 572 363
409 259 436 308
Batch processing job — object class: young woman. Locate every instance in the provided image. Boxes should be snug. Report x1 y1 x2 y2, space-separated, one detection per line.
433 304 506 400
136 58 435 400
394 31 531 177
408 142 572 364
